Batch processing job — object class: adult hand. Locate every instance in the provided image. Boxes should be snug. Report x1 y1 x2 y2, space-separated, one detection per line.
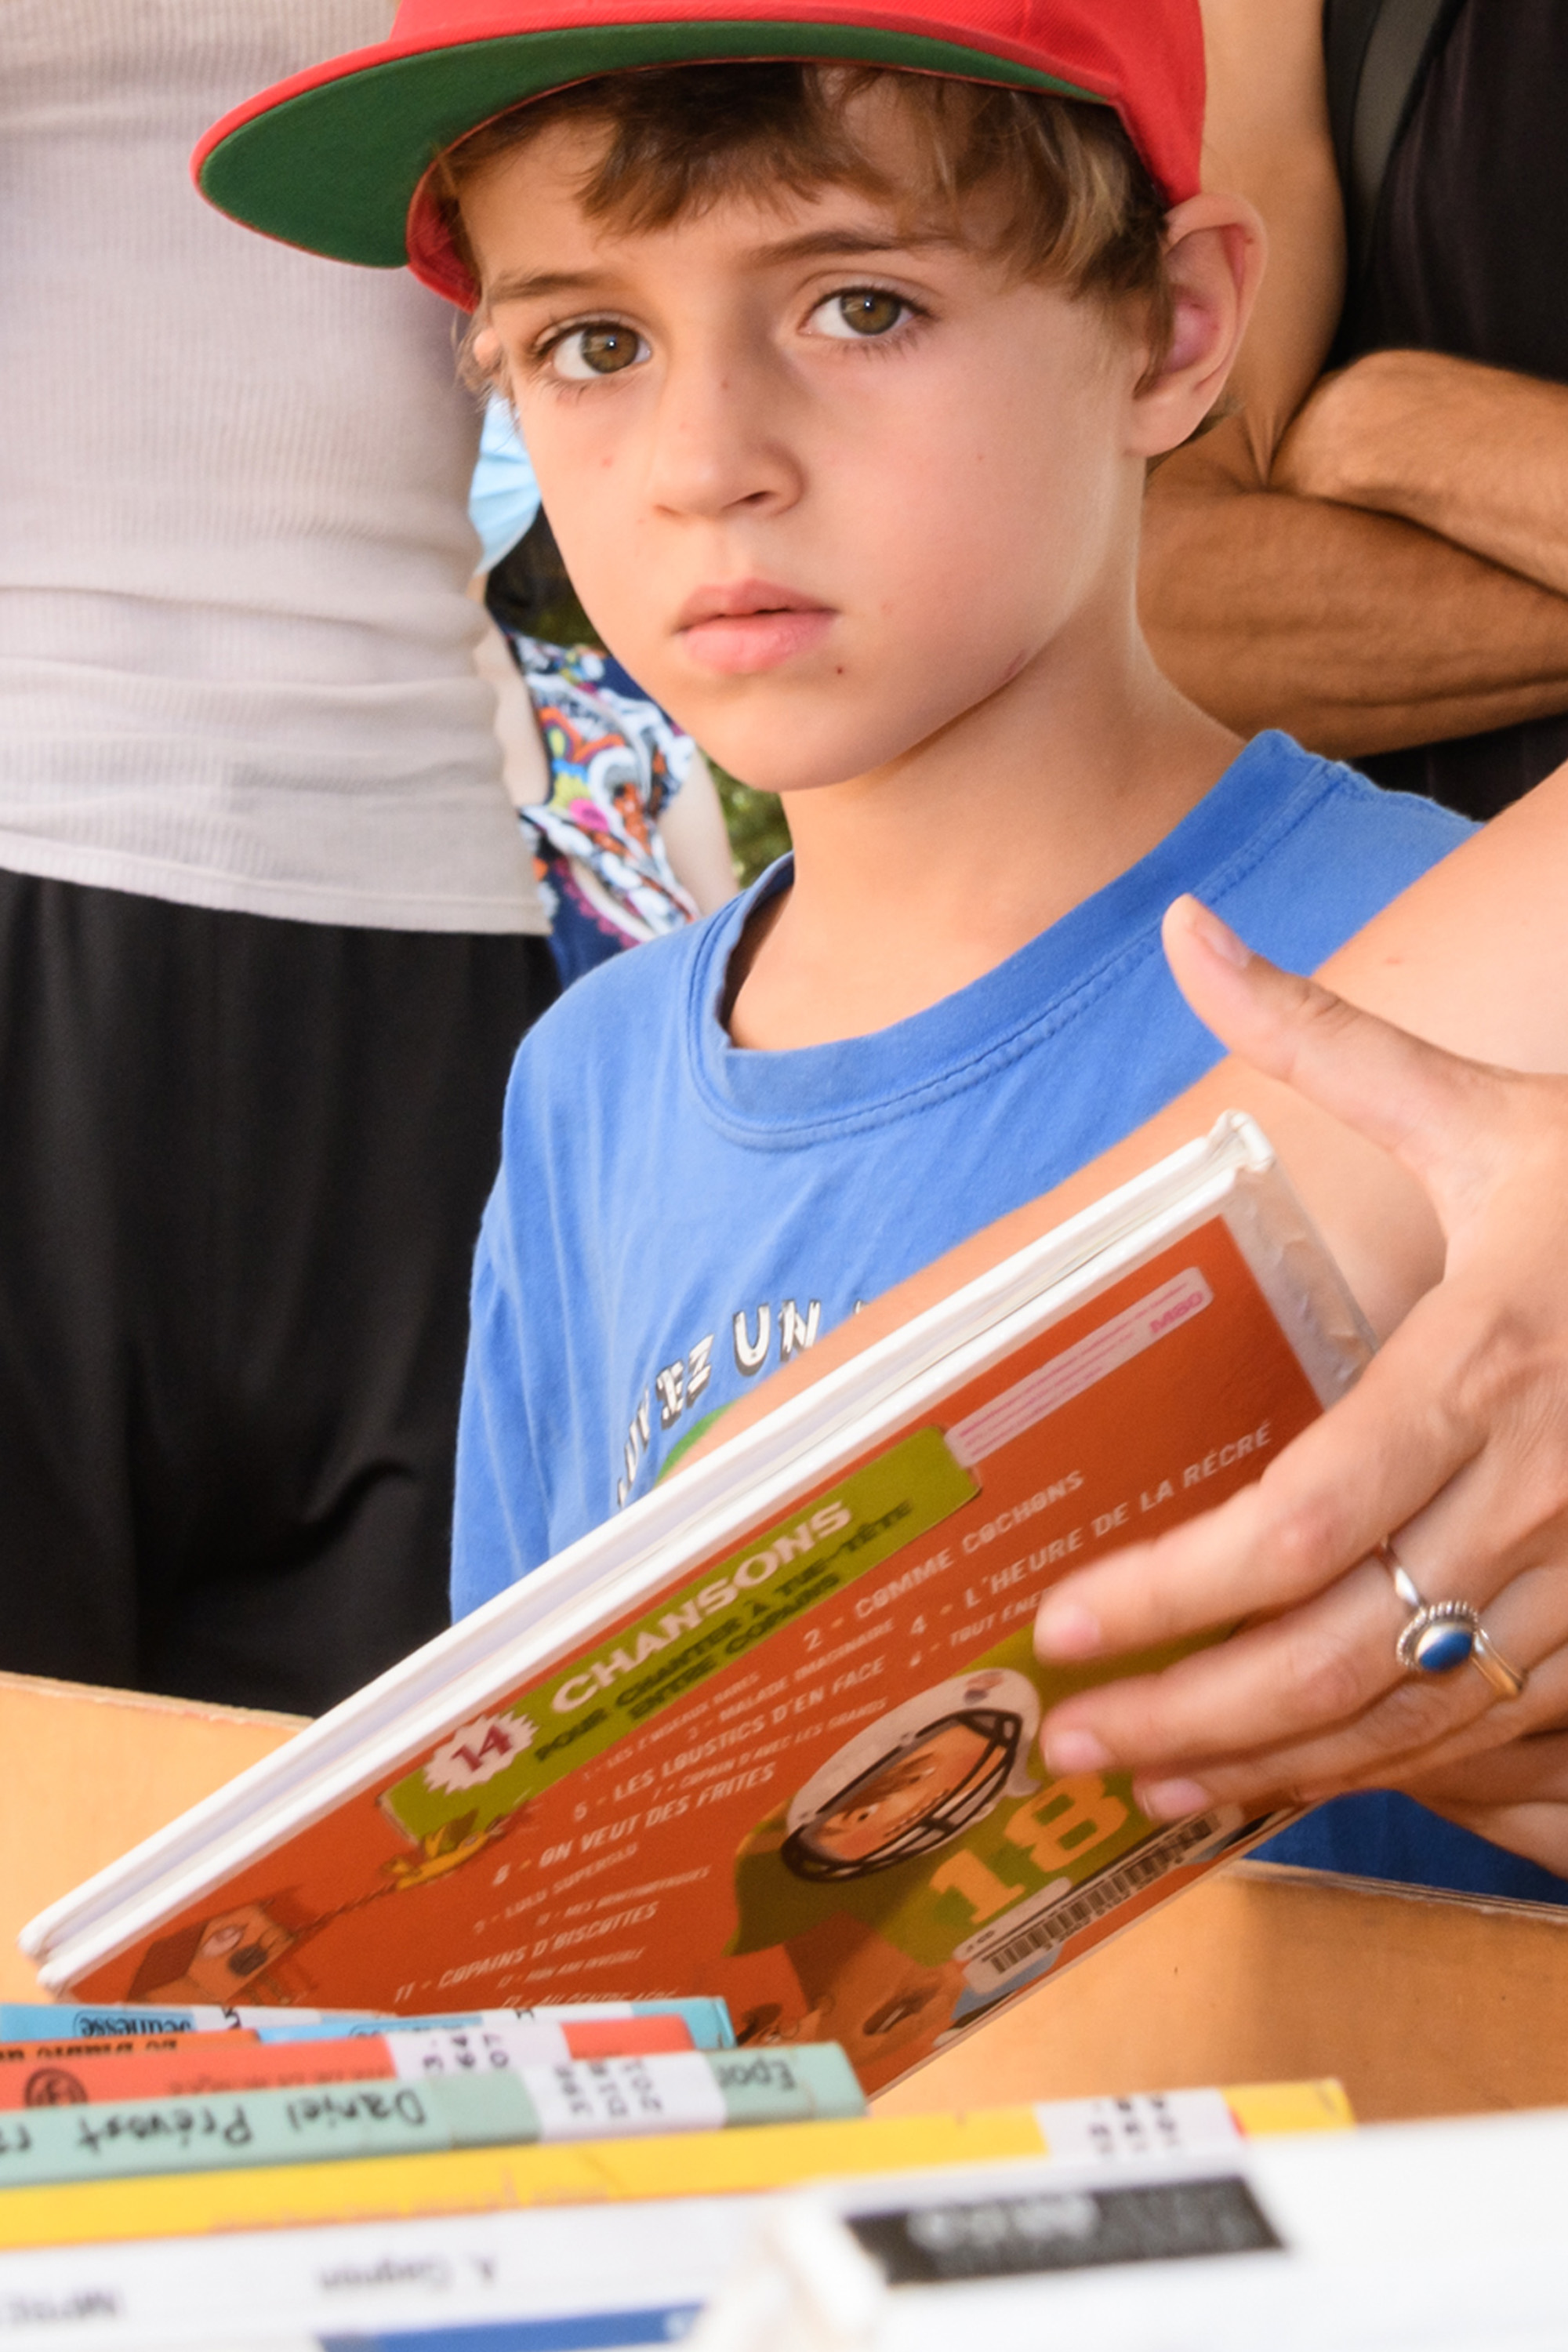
1034 894 1568 1871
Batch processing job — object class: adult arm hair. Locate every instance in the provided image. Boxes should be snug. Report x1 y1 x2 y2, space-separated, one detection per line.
1139 0 1568 759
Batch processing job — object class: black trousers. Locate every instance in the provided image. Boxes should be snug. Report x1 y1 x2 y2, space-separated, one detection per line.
0 871 556 1715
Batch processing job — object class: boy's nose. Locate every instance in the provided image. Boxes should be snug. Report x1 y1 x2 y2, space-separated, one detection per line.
644 352 804 521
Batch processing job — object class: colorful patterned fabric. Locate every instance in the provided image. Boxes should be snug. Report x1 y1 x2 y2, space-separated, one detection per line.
509 637 700 985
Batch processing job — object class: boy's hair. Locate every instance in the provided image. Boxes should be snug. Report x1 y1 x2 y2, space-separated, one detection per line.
433 61 1174 368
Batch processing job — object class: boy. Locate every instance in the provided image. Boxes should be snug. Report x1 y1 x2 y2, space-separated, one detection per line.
196 7 1466 1621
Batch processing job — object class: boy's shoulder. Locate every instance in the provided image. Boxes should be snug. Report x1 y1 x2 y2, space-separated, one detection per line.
1207 730 1472 913
521 908 701 1053
1236 730 1472 847
506 870 768 1106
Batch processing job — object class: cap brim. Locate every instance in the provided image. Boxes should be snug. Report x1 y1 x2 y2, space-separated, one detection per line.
194 18 1100 272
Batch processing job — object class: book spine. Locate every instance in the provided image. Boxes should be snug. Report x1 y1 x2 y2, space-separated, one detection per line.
0 2084 1348 2253
252 2014 692 2059
0 2034 211 2068
0 2075 519 2188
481 1999 735 2048
0 2004 260 2042
256 2001 731 2046
514 2048 864 2143
0 2005 335 2041
0 2017 695 2107
0 2048 862 2186
0 1997 733 2049
0 2039 393 2110
0 2110 1054 2249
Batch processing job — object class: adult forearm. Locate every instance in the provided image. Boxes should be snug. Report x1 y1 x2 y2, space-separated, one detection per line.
1276 350 1568 600
1141 447 1568 757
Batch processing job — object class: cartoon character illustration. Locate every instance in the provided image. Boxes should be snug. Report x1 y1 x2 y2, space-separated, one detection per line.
376 1703 539 1893
379 1805 527 1891
728 1661 1141 2088
127 1893 320 2005
118 1710 547 2006
781 1677 1040 1879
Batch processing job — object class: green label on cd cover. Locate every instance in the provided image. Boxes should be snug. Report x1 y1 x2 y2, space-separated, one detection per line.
382 1427 977 1844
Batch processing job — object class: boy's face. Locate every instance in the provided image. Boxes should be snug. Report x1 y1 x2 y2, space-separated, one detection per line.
466 93 1160 797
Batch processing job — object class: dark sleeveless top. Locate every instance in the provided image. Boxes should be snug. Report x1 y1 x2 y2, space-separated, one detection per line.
1335 0 1568 818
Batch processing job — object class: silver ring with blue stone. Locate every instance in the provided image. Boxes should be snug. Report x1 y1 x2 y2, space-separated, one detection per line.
1377 1545 1527 1702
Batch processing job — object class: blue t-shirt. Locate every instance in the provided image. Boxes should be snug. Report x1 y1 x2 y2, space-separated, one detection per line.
455 731 1466 1586
453 731 1559 1904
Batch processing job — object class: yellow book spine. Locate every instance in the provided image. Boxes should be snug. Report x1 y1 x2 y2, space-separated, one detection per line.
1223 2077 1353 2136
0 2080 1351 2252
0 2110 1050 2252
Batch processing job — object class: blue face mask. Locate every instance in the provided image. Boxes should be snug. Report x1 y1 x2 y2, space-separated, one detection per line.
468 395 543 571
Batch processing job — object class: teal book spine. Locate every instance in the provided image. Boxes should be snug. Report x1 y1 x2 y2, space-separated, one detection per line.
0 2047 860 2187
0 1997 734 2049
0 2075 524 2190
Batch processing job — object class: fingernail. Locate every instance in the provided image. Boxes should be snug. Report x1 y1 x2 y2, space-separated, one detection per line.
1136 1777 1213 1821
1036 1600 1104 1660
1176 896 1250 971
1044 1728 1114 1774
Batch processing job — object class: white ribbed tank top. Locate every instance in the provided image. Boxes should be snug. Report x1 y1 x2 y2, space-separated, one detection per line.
0 0 545 932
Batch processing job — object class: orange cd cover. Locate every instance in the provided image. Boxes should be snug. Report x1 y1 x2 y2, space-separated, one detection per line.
24 1117 1371 2095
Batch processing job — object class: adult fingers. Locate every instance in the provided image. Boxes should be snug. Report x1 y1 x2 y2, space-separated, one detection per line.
1121 1572 1568 1822
1307 1580 1568 1794
1036 1214 1568 1775
1040 1535 1568 1808
1040 1556 1457 1788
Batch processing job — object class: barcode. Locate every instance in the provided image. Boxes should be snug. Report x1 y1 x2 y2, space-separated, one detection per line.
975 1813 1225 1984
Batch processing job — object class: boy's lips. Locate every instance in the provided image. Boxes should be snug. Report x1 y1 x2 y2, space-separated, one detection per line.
675 581 835 676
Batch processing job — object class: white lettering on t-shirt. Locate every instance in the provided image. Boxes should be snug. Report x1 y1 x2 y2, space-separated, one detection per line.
616 1301 821 1508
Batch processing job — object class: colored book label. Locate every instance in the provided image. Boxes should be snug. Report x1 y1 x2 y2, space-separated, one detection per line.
381 1429 977 1848
0 2020 699 2110
518 2053 726 2141
0 2049 861 2186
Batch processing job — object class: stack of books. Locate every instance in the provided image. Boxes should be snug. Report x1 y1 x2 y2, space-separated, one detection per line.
0 1994 1350 2350
0 1994 866 2192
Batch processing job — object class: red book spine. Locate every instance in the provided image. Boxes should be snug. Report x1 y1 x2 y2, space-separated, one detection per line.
0 2013 693 2107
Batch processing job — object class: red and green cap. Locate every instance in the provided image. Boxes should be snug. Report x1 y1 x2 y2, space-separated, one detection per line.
193 0 1204 312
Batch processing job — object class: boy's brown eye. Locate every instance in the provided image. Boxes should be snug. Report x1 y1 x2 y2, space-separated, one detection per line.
551 322 649 381
811 288 912 343
581 326 637 372
836 289 904 336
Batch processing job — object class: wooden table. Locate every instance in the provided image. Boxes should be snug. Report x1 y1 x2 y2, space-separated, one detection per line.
3 1670 1564 2124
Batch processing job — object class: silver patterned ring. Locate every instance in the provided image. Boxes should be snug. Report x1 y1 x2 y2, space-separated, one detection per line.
1374 1543 1528 1702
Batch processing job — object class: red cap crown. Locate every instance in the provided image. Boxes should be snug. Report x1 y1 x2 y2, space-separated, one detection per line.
194 0 1203 310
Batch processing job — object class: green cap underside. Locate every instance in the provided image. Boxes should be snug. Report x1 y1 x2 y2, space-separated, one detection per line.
199 24 1098 266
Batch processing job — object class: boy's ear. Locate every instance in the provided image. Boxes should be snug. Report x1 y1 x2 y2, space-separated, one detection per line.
1127 191 1267 458
469 321 508 390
